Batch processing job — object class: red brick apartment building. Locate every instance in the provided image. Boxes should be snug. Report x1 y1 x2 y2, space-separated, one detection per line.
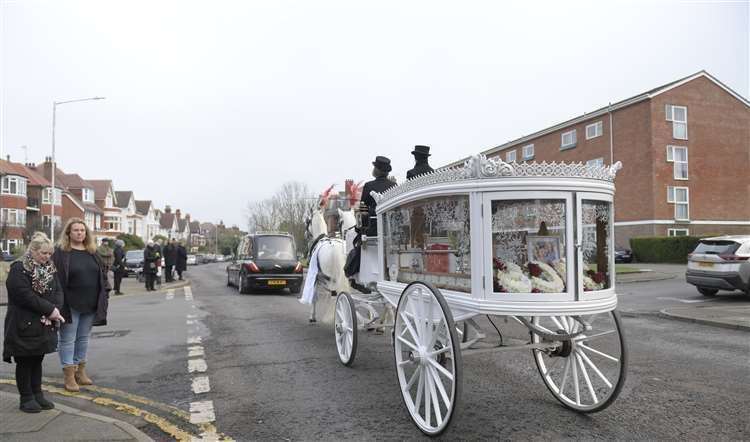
461 71 749 248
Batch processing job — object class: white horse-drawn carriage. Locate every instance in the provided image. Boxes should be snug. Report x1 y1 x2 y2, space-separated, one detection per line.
307 154 627 436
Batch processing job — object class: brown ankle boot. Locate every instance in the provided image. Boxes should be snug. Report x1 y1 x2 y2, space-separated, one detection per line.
63 366 80 392
75 362 93 386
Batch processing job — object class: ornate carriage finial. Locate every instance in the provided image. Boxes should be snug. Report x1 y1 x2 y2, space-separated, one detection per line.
462 154 514 179
607 161 623 180
371 190 383 204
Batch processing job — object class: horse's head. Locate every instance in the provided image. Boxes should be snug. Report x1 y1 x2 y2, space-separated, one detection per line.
338 207 357 235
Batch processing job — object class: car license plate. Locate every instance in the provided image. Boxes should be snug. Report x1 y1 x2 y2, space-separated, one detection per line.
698 262 713 268
268 280 286 286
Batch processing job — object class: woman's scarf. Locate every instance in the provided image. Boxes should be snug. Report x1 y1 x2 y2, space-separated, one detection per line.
20 253 57 295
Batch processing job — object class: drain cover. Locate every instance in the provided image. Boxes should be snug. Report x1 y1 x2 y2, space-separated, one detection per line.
90 330 131 339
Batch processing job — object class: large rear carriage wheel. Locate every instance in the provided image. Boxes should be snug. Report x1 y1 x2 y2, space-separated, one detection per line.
531 310 627 413
334 292 357 366
394 282 462 437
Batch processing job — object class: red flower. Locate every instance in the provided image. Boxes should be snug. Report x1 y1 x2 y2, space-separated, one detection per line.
528 262 542 278
531 288 541 293
493 258 506 271
592 272 606 284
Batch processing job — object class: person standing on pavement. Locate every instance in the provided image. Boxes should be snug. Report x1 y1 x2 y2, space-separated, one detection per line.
143 241 159 291
53 218 110 392
112 240 125 295
96 238 114 276
163 239 178 283
176 241 188 281
3 232 66 412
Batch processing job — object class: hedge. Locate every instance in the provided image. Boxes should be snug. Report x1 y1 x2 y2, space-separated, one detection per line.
629 236 702 263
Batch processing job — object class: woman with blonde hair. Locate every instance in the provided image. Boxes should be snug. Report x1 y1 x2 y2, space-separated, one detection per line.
3 232 66 412
52 218 110 392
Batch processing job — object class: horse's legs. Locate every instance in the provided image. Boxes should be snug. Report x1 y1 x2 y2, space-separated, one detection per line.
309 289 317 323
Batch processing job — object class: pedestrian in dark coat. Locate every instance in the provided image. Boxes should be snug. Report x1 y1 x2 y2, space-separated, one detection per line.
406 145 434 180
163 239 178 282
3 232 65 413
176 242 188 280
360 156 397 236
112 240 125 295
143 242 159 291
53 218 110 393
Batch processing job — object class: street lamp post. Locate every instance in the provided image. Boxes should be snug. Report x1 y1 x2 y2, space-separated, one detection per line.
50 97 105 243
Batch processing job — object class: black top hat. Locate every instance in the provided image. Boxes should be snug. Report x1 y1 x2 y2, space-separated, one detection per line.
372 156 392 173
411 145 431 157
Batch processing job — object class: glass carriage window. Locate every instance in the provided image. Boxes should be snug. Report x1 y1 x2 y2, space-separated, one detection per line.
383 195 471 293
581 200 612 291
491 199 567 294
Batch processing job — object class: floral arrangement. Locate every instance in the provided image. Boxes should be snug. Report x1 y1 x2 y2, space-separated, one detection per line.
583 266 606 291
493 258 531 293
528 261 565 293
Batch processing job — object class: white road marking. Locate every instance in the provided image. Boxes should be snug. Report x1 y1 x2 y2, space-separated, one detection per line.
191 376 211 394
189 400 215 424
187 319 197 325
657 297 715 304
188 346 205 357
187 336 202 344
188 359 207 373
187 314 198 319
184 286 193 301
166 289 175 300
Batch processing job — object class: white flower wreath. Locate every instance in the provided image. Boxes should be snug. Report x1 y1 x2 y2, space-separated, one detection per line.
530 261 565 293
496 261 531 293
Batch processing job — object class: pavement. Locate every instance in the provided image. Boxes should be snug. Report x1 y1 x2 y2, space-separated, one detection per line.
0 389 151 441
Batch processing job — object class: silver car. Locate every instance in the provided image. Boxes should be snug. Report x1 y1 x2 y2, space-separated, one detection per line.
686 235 750 296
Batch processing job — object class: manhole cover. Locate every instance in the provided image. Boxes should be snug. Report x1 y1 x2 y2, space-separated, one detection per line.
90 330 131 339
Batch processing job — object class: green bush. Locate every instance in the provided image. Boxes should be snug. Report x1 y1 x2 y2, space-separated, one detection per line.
630 236 702 263
117 233 145 251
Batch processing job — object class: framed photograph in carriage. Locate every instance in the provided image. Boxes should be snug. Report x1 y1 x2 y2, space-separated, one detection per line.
526 235 561 265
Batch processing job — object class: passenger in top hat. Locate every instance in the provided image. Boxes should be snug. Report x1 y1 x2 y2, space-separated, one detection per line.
406 145 434 180
360 156 397 236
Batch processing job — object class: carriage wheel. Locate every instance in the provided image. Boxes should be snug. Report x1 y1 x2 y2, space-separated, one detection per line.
334 292 357 366
394 282 462 437
531 310 627 413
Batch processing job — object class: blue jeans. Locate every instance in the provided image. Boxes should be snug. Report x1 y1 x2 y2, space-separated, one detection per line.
58 308 95 367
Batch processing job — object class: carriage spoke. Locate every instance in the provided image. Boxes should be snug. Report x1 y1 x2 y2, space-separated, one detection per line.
579 343 619 363
576 329 615 342
428 345 451 357
424 368 431 427
571 353 581 405
414 366 424 412
428 365 451 409
427 356 454 382
577 348 613 388
576 353 598 403
397 335 419 352
425 368 443 427
559 358 571 396
543 353 563 374
551 316 565 331
560 316 570 332
404 365 421 391
399 311 421 343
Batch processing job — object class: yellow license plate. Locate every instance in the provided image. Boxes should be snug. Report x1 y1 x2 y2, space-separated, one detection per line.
698 262 713 268
268 280 287 286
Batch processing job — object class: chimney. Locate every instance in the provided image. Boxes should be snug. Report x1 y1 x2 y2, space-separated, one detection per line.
175 209 182 220
5 155 9 162
186 214 191 222
164 205 172 214
25 163 36 169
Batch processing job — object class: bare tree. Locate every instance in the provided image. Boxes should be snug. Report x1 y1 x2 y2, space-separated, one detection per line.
246 181 316 255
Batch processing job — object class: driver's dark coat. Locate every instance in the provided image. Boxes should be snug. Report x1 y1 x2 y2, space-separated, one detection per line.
360 176 396 235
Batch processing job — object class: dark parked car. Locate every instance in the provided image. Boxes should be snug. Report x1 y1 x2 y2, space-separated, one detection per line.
124 249 145 276
614 248 633 263
1 251 15 262
226 233 303 294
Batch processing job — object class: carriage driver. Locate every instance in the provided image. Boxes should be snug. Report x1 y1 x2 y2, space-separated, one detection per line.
360 156 396 237
406 145 434 180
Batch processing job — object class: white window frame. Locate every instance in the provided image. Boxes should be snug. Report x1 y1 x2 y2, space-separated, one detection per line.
42 187 63 205
666 145 688 180
1 208 26 227
587 158 605 167
1 175 27 196
522 144 534 160
666 104 688 140
671 186 689 221
585 121 603 140
560 129 577 149
506 150 517 163
103 215 121 232
668 228 689 237
1 239 23 254
82 188 95 203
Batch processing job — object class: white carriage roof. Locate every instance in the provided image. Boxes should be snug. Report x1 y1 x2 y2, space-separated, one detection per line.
372 154 622 205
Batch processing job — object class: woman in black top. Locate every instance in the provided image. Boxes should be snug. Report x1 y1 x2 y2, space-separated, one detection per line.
52 218 109 392
3 232 65 413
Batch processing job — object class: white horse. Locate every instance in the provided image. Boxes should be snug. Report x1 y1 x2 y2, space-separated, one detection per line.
300 192 350 323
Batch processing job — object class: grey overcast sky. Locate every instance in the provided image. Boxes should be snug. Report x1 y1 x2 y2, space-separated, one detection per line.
1 0 748 228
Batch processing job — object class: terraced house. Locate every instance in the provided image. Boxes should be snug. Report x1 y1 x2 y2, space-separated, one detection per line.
456 71 750 247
